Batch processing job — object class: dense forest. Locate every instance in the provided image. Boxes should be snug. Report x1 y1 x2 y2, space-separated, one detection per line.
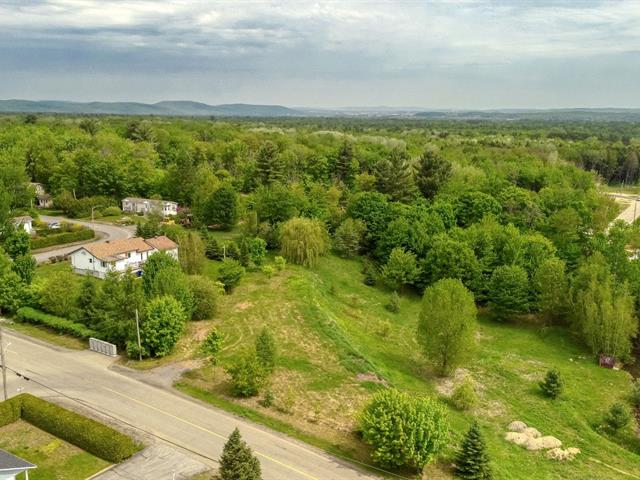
1 114 640 478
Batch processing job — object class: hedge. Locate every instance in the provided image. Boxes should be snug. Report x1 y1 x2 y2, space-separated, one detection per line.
16 307 96 339
0 394 141 463
31 228 94 250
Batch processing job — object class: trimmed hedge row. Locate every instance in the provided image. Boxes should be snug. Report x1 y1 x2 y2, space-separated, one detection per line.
31 228 94 250
16 307 96 339
0 394 140 463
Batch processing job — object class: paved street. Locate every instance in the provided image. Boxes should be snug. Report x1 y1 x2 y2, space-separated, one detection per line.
607 192 640 225
33 215 134 264
1 330 380 480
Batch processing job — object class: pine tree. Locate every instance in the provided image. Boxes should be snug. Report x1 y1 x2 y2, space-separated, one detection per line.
255 141 283 185
255 327 276 373
415 149 451 199
374 148 416 203
219 428 262 480
334 141 355 186
539 368 563 399
455 422 492 480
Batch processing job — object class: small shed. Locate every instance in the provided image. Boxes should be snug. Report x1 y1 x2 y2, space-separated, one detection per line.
0 449 36 479
12 216 34 235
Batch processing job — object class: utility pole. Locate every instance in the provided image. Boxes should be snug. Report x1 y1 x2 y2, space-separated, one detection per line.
0 326 8 401
135 309 142 361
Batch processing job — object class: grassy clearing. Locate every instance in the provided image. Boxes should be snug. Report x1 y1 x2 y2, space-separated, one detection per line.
3 322 86 350
177 254 640 479
0 420 110 480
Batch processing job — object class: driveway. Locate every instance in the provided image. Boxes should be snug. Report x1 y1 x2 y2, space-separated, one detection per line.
1 330 380 480
33 215 134 264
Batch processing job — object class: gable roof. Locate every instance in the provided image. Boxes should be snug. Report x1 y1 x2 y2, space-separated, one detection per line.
0 449 36 471
122 197 177 205
13 216 33 224
72 236 178 262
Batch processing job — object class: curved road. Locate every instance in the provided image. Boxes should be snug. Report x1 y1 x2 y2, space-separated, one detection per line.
33 215 134 264
1 330 380 480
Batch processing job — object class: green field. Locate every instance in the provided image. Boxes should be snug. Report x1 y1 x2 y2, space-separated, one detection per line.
0 420 110 480
178 254 640 479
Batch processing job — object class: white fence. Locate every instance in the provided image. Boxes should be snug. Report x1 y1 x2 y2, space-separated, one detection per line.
89 337 117 357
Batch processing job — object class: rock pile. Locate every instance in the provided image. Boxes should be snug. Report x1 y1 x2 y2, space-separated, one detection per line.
504 421 580 460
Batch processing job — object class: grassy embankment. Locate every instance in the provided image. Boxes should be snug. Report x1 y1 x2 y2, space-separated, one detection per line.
176 252 640 480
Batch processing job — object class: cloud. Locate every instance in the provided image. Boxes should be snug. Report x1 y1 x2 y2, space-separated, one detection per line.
0 0 639 106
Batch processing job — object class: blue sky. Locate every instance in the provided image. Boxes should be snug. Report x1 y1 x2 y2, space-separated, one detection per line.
1 0 639 108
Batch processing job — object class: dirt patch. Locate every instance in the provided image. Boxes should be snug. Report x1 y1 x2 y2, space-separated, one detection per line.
234 301 254 312
356 373 386 384
435 368 471 396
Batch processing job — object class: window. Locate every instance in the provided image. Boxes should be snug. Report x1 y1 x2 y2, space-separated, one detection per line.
89 258 92 264
101 261 107 268
127 252 131 258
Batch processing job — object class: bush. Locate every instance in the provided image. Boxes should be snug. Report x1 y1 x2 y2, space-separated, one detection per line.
333 218 366 257
451 379 478 411
385 291 400 313
603 402 632 432
201 328 223 365
261 265 276 278
140 296 187 357
217 258 246 292
539 369 563 399
359 389 448 470
274 256 286 271
188 275 223 320
362 259 378 286
17 394 140 462
0 396 22 427
16 307 96 338
225 354 268 397
631 379 640 407
382 247 419 290
31 228 94 250
102 206 122 216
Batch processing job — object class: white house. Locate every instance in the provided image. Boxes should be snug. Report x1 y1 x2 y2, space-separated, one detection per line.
29 182 52 208
0 449 36 480
12 216 34 235
121 197 178 216
69 235 179 278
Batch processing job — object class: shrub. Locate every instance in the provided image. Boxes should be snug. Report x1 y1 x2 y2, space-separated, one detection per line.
205 236 223 260
17 394 140 462
30 228 94 250
333 218 366 257
102 206 122 216
188 275 222 320
255 327 276 373
16 307 96 338
201 328 223 365
359 389 448 470
225 354 268 397
140 296 187 357
451 379 478 411
603 403 632 432
249 237 267 266
539 369 563 399
217 258 246 292
279 217 328 267
385 291 400 313
259 390 275 408
261 265 276 278
488 265 530 320
382 247 419 289
0 396 22 427
274 256 286 271
362 259 378 286
631 379 640 407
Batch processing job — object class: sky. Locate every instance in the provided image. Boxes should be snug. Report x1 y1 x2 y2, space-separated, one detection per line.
1 0 640 109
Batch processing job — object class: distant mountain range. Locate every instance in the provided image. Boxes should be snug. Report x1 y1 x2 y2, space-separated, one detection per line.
1 99 640 121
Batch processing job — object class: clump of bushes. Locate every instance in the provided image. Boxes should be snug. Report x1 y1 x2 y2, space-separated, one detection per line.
102 206 122 217
217 258 246 291
385 291 400 313
16 307 96 339
31 228 94 250
451 378 478 411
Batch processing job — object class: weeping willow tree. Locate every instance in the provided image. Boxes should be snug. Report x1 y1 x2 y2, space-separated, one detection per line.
572 253 638 360
279 217 328 268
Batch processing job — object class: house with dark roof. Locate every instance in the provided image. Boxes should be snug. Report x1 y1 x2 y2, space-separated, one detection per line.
69 235 179 278
121 197 178 216
0 449 36 479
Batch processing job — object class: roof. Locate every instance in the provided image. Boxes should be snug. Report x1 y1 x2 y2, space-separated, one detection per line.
122 197 177 205
13 216 33 224
145 235 179 251
72 236 178 262
0 449 36 471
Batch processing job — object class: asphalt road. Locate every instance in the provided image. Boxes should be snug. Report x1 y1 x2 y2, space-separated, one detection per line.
609 193 640 225
33 215 134 264
0 330 380 480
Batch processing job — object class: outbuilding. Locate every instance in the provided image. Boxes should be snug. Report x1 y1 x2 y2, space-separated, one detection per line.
0 449 36 480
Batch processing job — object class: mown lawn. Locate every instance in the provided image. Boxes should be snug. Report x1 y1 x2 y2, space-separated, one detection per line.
178 253 640 479
0 420 110 480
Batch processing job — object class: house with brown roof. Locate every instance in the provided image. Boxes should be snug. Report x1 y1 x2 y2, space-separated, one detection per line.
69 235 178 278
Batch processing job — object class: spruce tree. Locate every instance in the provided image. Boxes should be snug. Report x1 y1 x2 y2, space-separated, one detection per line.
415 149 451 199
219 428 262 480
255 141 283 185
539 368 563 399
455 422 492 480
255 327 276 373
334 141 355 186
374 148 416 203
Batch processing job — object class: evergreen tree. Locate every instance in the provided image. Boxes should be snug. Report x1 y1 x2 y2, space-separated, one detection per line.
415 149 451 199
374 148 416 203
539 368 563 399
204 184 238 230
333 141 355 186
219 428 262 480
255 141 283 186
455 422 493 480
255 327 276 372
